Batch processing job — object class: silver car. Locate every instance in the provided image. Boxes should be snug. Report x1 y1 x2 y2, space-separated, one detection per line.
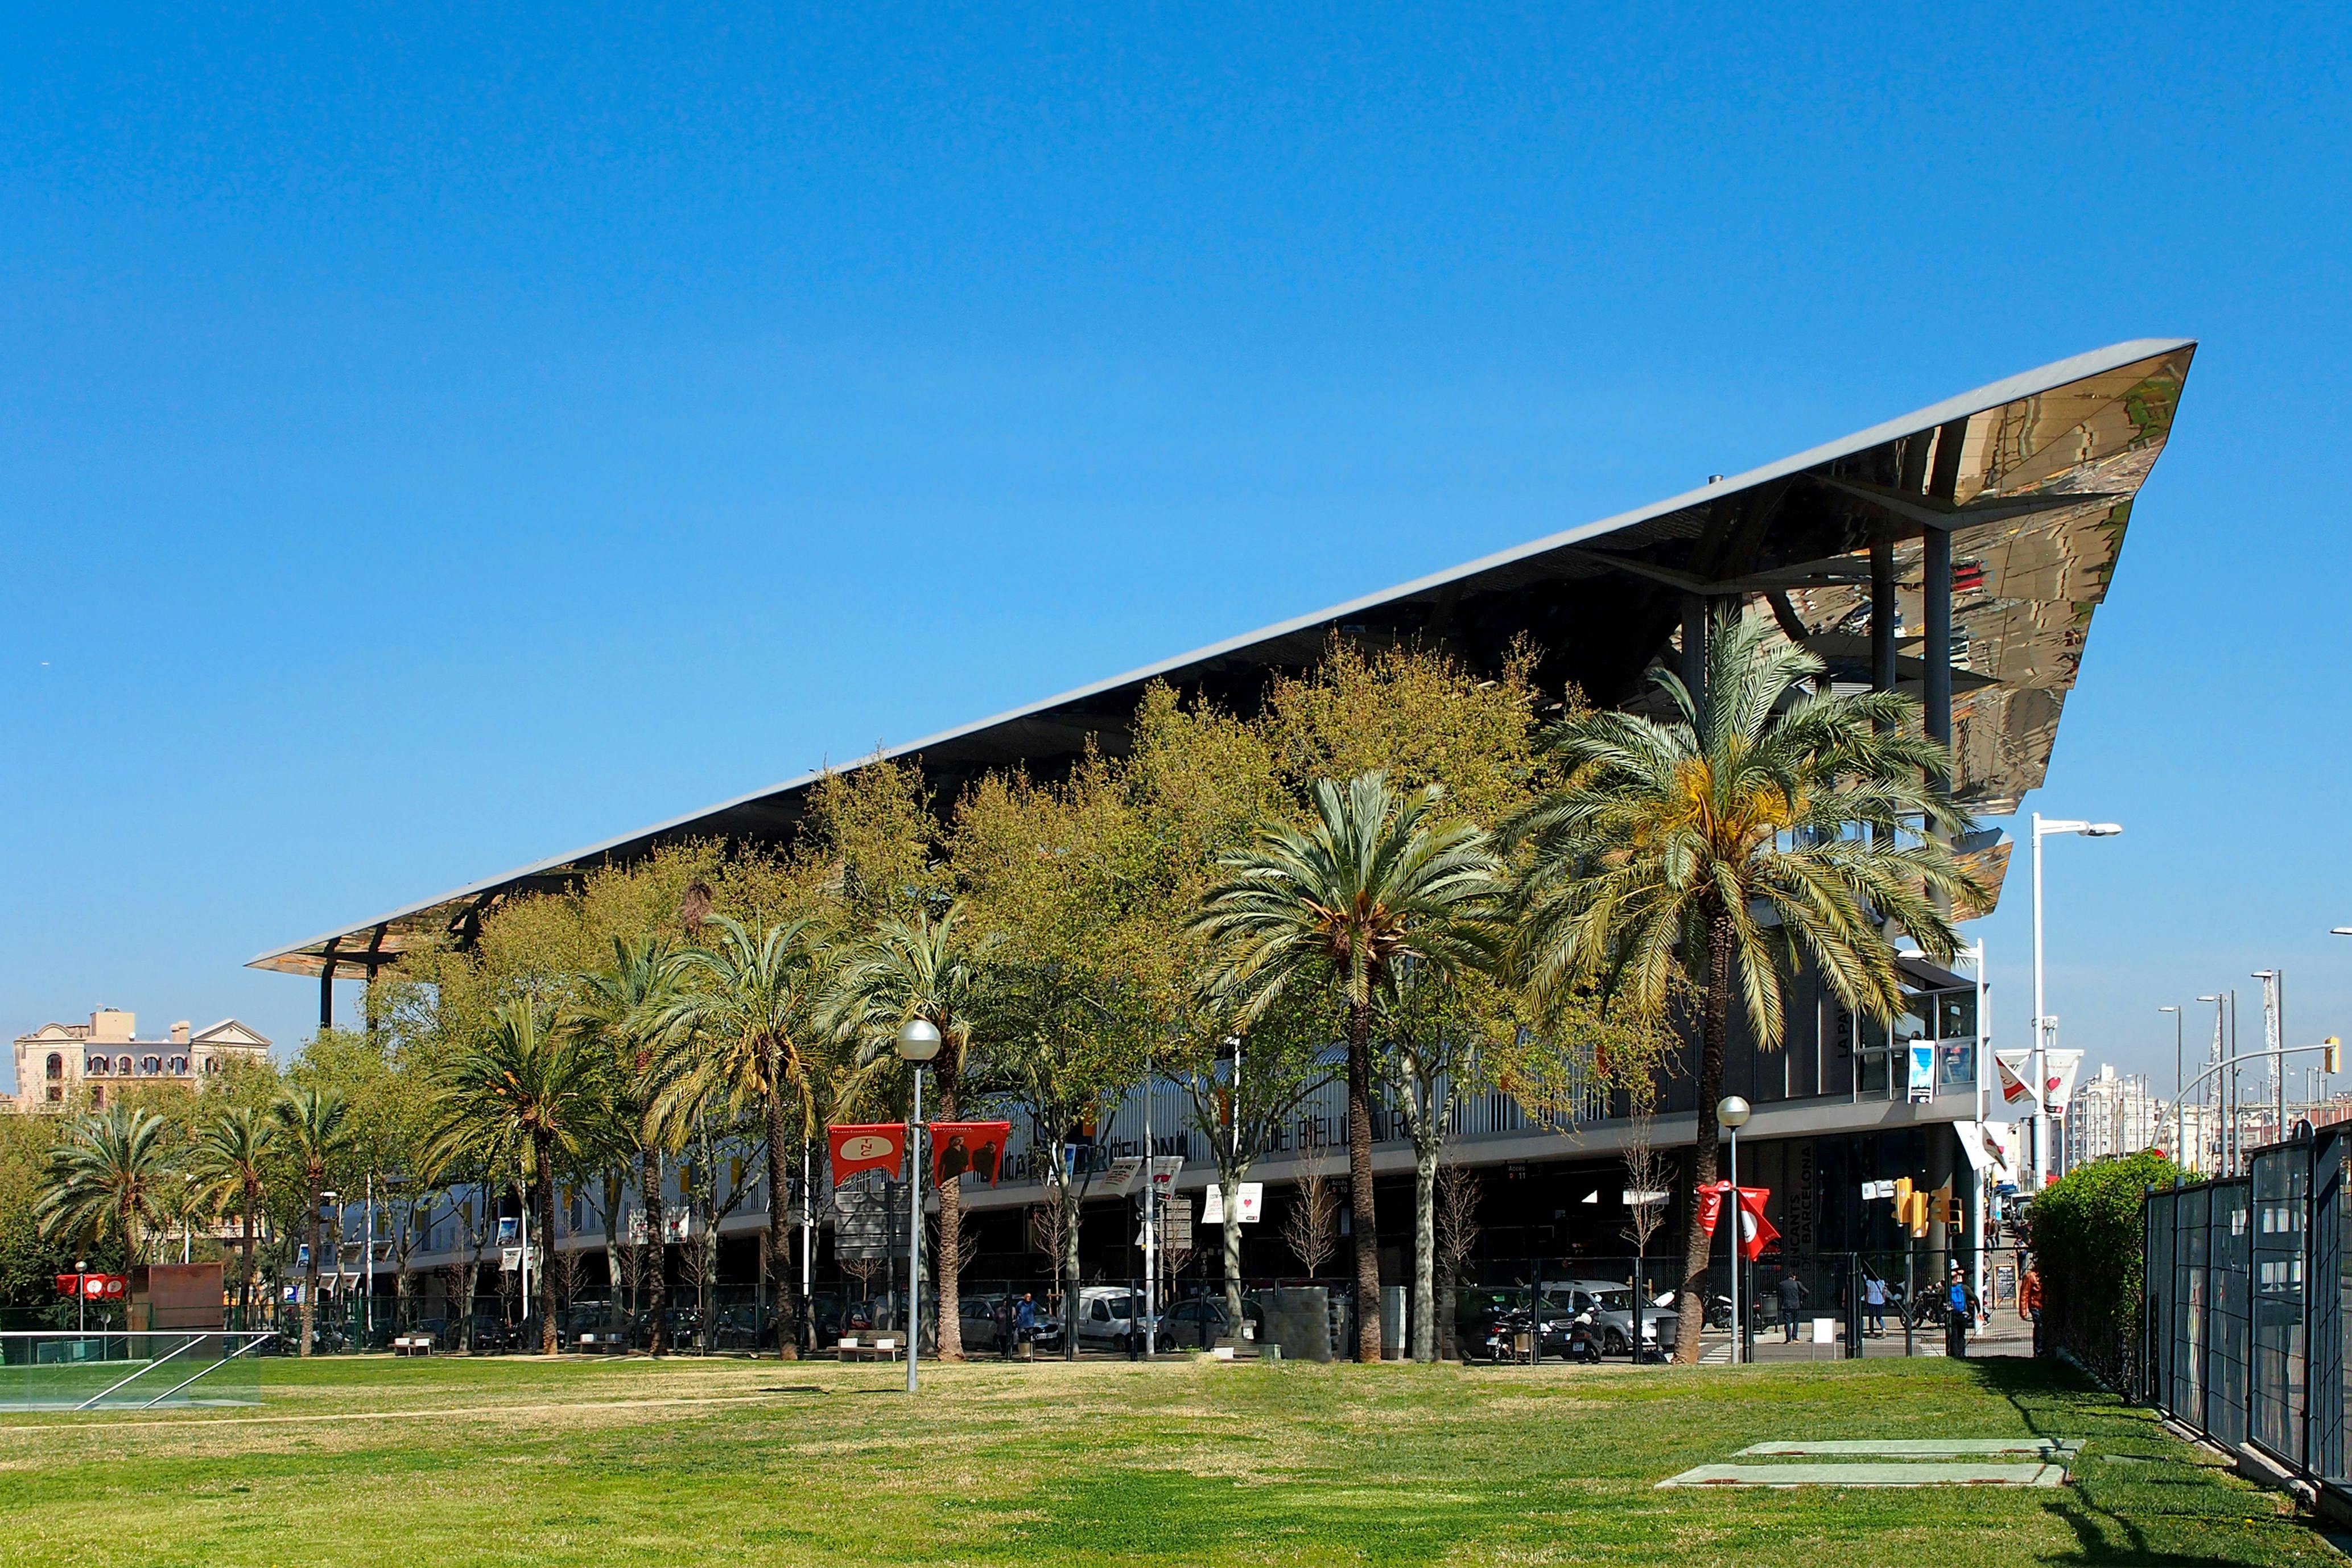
1544 1280 1675 1356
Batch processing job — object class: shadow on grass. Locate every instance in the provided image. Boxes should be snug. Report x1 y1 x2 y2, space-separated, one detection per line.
1964 1357 2326 1566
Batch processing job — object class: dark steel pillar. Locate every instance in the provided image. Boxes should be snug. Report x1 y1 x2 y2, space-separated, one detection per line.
318 946 337 1031
1869 537 1896 696
1923 526 1953 749
1681 594 1709 732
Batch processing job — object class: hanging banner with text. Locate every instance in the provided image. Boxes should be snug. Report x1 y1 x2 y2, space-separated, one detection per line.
930 1121 1012 1186
828 1123 907 1186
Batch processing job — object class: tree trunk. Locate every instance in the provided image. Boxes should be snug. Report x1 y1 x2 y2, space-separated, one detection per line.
1412 1141 1438 1363
602 1169 625 1323
1220 1152 1249 1336
764 1096 797 1359
535 1153 559 1355
641 1148 666 1355
1346 998 1382 1363
1061 1170 1083 1361
933 1041 964 1360
239 1186 258 1328
301 1170 321 1357
1673 909 1734 1365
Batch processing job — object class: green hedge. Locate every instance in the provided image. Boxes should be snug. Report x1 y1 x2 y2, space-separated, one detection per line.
2028 1148 2177 1389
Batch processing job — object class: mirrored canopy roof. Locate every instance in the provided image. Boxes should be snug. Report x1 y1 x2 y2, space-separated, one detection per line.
251 338 2195 979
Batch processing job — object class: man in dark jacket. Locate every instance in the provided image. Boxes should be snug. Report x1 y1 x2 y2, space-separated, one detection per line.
1776 1270 1808 1341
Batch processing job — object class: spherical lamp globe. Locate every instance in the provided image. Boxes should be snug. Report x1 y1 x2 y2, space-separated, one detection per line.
895 1017 942 1064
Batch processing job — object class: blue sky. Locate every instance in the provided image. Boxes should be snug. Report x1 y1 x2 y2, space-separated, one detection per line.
3 3 2347 1099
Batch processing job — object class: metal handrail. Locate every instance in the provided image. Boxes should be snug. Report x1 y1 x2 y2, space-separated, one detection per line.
138 1332 277 1409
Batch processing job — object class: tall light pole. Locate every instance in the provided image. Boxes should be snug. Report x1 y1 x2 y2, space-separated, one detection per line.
2030 815 2122 1189
1718 1095 1751 1365
896 1017 941 1395
2159 1006 2182 1171
2254 971 2284 1145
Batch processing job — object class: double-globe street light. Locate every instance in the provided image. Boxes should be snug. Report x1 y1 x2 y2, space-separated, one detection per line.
2031 815 2122 1187
896 1017 942 1396
1718 1095 1751 1365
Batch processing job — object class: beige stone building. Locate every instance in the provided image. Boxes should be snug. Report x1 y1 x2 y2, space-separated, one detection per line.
11 1009 271 1111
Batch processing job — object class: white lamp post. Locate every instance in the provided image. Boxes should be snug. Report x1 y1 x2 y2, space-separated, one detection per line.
2030 815 2122 1188
2159 1006 2182 1171
1718 1095 1751 1365
896 1017 941 1395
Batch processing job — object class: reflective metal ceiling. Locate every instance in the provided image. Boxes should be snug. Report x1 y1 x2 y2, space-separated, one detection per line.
252 339 2195 977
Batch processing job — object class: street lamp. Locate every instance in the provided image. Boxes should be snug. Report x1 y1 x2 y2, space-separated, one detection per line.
896 1017 942 1396
2031 816 2122 1187
1718 1095 1751 1365
2160 1007 2182 1171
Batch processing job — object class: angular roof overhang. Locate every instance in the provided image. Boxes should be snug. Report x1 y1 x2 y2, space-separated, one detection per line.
251 338 2196 979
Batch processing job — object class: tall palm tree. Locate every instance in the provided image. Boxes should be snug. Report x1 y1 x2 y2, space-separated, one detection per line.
647 916 830 1356
189 1107 278 1326
1194 771 1500 1361
573 935 683 1352
1504 606 1979 1363
36 1104 175 1266
824 902 984 1359
273 1086 354 1357
424 997 609 1355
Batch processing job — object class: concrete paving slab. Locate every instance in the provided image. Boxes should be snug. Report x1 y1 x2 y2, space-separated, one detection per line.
1736 1438 2082 1458
1658 1461 2066 1488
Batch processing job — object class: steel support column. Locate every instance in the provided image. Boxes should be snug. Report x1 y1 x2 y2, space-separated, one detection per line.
1681 593 1709 728
318 940 339 1030
1923 526 1953 749
1869 537 1896 697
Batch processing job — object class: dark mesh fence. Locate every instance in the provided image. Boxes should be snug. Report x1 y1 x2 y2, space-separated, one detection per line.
2146 1127 2346 1489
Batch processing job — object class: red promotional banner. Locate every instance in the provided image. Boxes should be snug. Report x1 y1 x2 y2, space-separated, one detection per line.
55 1273 127 1299
930 1121 1012 1186
828 1123 906 1186
1698 1183 1780 1260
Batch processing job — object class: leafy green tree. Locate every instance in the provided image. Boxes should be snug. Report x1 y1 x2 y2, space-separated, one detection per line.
648 916 831 1355
573 935 686 1348
423 998 609 1354
824 903 986 1359
188 1107 278 1324
1504 608 1979 1363
272 1086 355 1357
1195 772 1501 1361
36 1105 175 1266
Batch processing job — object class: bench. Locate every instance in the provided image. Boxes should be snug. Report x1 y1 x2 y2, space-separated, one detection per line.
391 1334 434 1357
837 1335 901 1363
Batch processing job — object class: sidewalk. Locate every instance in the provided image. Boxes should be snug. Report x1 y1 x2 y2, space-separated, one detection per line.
1708 1314 2035 1364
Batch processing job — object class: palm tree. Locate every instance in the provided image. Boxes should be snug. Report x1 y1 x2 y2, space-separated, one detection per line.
36 1105 175 1267
1504 606 1980 1363
273 1086 354 1357
424 997 609 1354
647 916 831 1356
824 903 984 1359
573 935 683 1353
189 1107 278 1327
1194 771 1500 1362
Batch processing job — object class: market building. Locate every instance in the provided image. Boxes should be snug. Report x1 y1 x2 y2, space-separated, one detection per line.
251 339 2196 1319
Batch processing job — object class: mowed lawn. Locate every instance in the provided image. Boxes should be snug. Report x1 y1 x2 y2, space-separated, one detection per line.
0 1351 2337 1567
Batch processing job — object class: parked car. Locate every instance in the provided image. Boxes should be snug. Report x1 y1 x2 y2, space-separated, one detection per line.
1072 1288 1163 1351
1543 1280 1676 1357
1163 1295 1263 1349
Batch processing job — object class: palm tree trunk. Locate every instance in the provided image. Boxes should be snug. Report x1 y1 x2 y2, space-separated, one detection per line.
1673 909 1734 1364
1346 998 1382 1363
301 1170 321 1357
1412 1139 1438 1362
535 1149 559 1355
933 1043 964 1361
641 1148 666 1355
240 1186 257 1328
764 1094 796 1359
602 1169 625 1322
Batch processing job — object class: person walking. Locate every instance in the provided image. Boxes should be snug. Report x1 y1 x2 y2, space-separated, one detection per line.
1944 1265 1976 1359
1862 1270 1888 1337
1014 1291 1038 1360
2018 1260 2044 1357
1776 1270 1809 1342
993 1294 1017 1360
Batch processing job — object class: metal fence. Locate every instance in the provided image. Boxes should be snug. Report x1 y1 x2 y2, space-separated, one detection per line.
0 1331 271 1410
2145 1126 2348 1491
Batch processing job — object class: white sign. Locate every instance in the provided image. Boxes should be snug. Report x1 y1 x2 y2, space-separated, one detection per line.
499 1245 543 1273
1860 1179 1896 1200
1203 1182 1265 1225
1623 1188 1669 1207
626 1210 692 1244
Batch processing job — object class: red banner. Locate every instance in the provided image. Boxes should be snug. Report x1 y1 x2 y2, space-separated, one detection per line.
930 1121 1012 1186
55 1273 127 1299
828 1123 906 1186
1698 1183 1780 1260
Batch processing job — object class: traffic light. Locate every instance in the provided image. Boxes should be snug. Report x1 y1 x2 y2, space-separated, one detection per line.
1937 1188 1966 1227
2326 1037 2341 1075
1895 1177 1928 1237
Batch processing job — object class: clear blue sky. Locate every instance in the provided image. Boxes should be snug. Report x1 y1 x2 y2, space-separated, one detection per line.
4 3 2346 1100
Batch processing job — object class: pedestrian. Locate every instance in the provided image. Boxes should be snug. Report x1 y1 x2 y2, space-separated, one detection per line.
1863 1270 1888 1336
2018 1259 2044 1357
993 1294 1017 1360
1776 1270 1808 1342
1944 1266 1976 1359
1015 1290 1038 1360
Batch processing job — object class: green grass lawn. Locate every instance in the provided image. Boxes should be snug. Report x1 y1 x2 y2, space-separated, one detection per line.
0 1351 2335 1567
